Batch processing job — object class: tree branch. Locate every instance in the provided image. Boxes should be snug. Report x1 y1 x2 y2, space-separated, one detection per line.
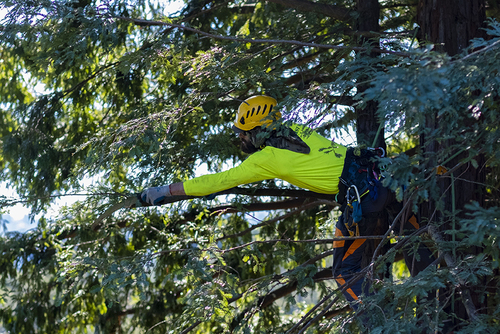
210 197 329 215
170 197 329 228
150 235 396 257
153 187 338 206
91 187 337 231
114 16 412 57
216 199 335 241
62 61 120 98
323 305 351 319
258 268 334 309
265 0 353 22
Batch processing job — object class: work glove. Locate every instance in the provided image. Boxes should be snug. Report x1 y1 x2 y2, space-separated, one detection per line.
140 185 171 205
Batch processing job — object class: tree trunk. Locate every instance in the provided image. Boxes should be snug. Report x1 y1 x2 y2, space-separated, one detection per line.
417 0 486 55
416 0 487 329
354 0 391 304
355 0 385 149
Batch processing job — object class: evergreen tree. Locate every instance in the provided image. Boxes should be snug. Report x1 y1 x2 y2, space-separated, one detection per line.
1 0 500 333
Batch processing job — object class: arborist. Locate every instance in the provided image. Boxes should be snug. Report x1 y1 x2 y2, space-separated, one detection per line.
140 95 434 309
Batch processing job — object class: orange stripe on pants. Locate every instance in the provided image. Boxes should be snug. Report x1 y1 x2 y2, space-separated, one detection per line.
342 238 366 261
408 215 419 230
335 275 359 301
333 227 345 248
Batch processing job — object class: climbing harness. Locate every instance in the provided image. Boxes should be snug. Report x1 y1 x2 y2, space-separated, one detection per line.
336 147 386 237
344 184 362 236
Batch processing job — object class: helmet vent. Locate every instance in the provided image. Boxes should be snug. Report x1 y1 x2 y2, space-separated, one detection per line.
234 96 278 131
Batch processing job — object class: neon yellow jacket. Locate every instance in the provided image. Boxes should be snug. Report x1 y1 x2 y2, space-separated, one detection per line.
183 124 347 196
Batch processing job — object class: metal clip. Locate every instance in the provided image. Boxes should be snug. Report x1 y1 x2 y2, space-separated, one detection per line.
346 185 361 205
367 146 385 157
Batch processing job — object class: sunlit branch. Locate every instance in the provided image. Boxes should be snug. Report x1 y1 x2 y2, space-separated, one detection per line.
62 61 120 98
90 187 337 231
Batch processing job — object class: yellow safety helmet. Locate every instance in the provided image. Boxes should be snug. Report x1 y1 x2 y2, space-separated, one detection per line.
233 95 280 132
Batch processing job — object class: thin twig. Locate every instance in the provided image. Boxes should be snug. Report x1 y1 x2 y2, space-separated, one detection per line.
180 320 202 334
0 192 131 207
147 319 169 332
150 235 393 258
62 62 120 97
291 224 431 333
461 38 500 60
370 191 416 265
427 225 479 321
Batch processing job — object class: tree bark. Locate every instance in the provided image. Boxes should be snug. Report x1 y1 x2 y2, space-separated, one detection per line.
417 0 486 55
355 0 385 149
416 0 487 327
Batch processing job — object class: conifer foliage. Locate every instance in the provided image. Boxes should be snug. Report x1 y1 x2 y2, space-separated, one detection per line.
1 0 500 333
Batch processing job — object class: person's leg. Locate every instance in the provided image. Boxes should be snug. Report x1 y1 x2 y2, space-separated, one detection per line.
332 185 395 306
364 186 435 275
332 213 369 306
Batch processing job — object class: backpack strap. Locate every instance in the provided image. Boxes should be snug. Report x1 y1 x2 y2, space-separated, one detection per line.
336 147 384 205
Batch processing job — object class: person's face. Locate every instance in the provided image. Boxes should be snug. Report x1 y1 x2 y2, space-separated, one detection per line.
239 132 258 154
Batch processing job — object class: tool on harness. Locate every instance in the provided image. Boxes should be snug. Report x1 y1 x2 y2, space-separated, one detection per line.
337 147 385 206
341 185 362 237
347 185 363 223
367 146 385 159
336 147 385 237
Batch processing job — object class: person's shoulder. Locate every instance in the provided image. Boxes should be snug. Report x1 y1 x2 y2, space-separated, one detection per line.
238 147 281 170
243 147 275 161
289 123 346 150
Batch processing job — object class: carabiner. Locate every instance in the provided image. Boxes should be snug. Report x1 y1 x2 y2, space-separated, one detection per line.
346 185 361 204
